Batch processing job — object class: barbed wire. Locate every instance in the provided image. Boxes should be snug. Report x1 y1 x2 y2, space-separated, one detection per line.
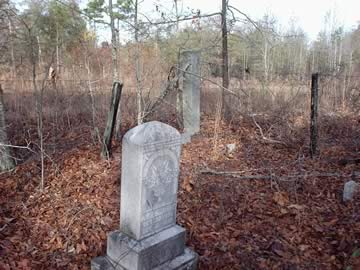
1 71 360 83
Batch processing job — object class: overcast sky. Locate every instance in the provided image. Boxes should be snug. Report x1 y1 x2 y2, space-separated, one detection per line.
138 0 360 41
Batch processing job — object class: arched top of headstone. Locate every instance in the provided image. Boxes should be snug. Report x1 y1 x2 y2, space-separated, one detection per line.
124 121 181 146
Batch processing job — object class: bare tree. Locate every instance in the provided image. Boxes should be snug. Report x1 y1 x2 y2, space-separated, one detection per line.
0 0 11 66
7 15 16 78
134 0 143 124
221 0 229 119
14 10 54 190
109 0 119 81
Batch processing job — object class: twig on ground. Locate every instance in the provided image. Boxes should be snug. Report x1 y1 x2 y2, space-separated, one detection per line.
200 168 271 179
0 217 15 232
251 115 288 146
200 165 360 180
66 207 94 232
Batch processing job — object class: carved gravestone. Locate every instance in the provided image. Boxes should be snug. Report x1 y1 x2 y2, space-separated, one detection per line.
180 50 201 137
91 121 198 270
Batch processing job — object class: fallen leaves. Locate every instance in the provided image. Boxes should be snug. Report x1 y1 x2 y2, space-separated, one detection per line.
0 142 119 269
17 259 31 270
76 241 87 254
181 177 194 192
177 117 360 269
0 116 359 269
288 204 305 210
273 191 289 207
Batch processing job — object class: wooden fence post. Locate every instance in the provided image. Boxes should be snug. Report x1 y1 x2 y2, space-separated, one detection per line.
310 73 319 158
101 81 123 159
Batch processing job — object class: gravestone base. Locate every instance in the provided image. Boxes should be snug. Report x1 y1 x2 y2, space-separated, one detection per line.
91 225 197 270
153 248 198 270
92 248 197 270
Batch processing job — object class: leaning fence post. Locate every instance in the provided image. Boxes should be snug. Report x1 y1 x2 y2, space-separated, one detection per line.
310 73 319 158
101 81 123 159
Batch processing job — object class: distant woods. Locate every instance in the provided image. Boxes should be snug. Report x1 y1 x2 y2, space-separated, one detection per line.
0 0 358 176
0 0 359 82
0 0 359 126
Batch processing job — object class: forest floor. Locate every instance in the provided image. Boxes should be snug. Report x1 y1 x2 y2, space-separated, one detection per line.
0 116 360 270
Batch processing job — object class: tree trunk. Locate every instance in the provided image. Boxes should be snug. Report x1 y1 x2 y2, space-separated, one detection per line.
338 39 342 70
221 0 230 120
134 0 143 124
84 48 100 143
110 0 123 138
56 24 60 75
8 18 16 78
37 35 42 67
28 30 45 190
311 50 315 73
298 43 303 80
310 73 319 158
0 85 15 171
109 0 118 80
174 0 183 127
174 0 179 31
117 19 121 79
343 50 353 108
263 38 268 82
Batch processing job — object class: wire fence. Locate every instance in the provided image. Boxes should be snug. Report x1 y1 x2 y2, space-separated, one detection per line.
0 68 359 129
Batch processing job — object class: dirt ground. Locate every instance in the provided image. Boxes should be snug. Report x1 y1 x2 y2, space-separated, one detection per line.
0 116 359 270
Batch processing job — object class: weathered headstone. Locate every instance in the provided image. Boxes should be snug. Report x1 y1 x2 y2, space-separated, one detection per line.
343 180 359 202
180 50 201 137
91 121 198 270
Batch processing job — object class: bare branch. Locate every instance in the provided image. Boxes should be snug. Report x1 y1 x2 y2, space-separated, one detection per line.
0 142 32 150
142 12 221 26
173 65 249 97
251 115 288 146
141 66 179 121
227 5 262 34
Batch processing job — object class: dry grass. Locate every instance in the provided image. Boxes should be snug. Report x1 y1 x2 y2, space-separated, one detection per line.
0 73 358 161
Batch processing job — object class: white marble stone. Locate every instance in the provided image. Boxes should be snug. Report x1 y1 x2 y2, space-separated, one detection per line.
107 226 185 270
180 50 201 136
120 121 182 240
343 180 359 202
91 121 198 270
